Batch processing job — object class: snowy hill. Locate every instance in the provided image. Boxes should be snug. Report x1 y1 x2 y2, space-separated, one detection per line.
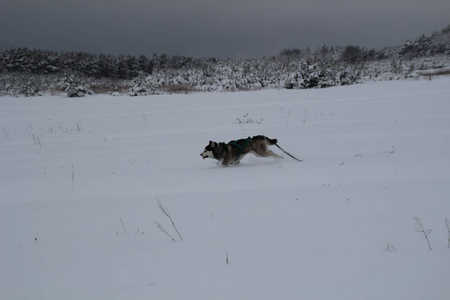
1 24 449 96
1 77 450 299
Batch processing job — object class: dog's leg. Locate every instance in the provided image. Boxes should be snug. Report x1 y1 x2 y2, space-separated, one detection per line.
233 154 246 164
268 150 283 159
221 158 229 166
253 146 283 159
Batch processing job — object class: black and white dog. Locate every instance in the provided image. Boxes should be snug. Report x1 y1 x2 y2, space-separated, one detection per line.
200 135 283 166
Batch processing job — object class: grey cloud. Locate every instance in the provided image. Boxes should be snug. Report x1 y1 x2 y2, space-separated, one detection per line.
1 0 449 58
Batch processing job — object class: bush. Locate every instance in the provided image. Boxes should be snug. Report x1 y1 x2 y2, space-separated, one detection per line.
66 84 93 97
128 73 156 96
62 74 93 97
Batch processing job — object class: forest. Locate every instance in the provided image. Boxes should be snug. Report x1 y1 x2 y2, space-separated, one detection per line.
1 25 449 97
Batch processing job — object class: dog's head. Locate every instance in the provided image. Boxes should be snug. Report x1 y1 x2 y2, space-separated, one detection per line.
200 141 218 160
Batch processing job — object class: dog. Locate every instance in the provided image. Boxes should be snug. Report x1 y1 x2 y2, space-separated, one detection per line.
200 135 283 166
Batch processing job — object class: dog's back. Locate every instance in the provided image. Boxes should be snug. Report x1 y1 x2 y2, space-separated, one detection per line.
251 135 277 145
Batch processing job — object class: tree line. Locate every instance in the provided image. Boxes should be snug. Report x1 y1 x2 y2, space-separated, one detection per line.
0 24 448 97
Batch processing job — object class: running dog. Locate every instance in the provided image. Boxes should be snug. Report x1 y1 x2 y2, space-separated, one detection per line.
200 135 283 166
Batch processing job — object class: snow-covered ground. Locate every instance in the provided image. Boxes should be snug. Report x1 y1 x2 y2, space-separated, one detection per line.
1 77 450 300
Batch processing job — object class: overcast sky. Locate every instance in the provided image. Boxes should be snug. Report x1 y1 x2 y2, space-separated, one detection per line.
1 0 449 58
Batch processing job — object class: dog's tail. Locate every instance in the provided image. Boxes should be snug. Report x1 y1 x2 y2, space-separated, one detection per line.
267 137 278 145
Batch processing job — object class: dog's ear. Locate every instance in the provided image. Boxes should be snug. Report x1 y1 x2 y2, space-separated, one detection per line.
209 141 216 147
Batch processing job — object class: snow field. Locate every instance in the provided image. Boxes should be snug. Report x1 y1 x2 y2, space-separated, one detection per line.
1 77 450 299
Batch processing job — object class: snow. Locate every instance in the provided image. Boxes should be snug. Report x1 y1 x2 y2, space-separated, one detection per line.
1 77 450 299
